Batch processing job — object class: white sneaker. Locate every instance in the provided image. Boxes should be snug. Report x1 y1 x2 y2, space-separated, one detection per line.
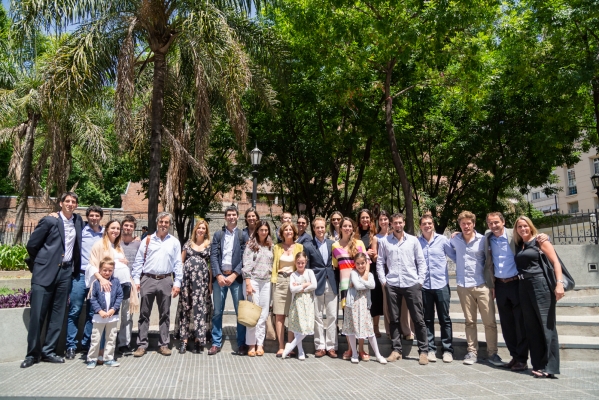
443 352 453 363
428 351 437 362
463 352 477 365
298 352 306 361
351 357 359 364
86 361 96 369
376 355 388 364
282 343 294 359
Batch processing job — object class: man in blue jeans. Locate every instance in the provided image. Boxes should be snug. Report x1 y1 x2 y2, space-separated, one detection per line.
65 206 104 360
208 205 247 356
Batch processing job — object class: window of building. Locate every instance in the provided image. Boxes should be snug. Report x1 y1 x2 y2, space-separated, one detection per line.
594 158 599 175
567 168 577 195
568 201 579 214
532 192 541 200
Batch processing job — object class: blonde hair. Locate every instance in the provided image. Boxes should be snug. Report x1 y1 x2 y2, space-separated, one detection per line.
102 220 122 253
457 210 476 224
513 215 538 245
190 219 210 245
340 217 359 258
279 222 298 241
99 256 115 270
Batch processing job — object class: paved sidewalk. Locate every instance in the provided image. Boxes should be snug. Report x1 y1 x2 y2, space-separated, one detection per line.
0 350 598 399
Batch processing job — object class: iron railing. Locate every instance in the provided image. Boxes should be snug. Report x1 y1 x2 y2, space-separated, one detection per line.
543 209 599 245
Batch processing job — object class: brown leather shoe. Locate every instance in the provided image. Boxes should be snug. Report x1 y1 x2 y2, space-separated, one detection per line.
386 351 402 362
419 352 429 365
157 346 172 356
327 350 338 358
342 349 352 360
133 347 146 357
511 361 528 371
315 349 326 358
208 346 221 356
504 358 517 369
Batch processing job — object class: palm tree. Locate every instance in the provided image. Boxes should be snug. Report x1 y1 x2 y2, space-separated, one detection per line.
10 0 279 232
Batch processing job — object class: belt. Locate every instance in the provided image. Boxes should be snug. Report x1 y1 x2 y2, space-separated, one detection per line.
143 273 171 280
278 271 292 278
495 275 519 284
518 272 544 280
222 270 233 276
59 260 73 267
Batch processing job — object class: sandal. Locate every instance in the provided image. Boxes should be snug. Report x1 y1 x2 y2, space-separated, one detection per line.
532 370 555 379
256 348 264 356
248 349 256 357
276 350 284 358
342 350 352 360
359 351 370 362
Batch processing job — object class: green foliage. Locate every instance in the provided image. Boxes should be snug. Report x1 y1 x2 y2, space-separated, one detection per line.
0 245 28 271
0 143 16 195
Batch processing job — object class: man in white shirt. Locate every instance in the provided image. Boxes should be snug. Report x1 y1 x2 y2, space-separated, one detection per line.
131 212 183 357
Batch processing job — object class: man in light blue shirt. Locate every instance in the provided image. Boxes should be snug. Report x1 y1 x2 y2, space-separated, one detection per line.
132 212 182 357
66 205 103 360
450 211 502 367
418 213 456 363
377 213 429 365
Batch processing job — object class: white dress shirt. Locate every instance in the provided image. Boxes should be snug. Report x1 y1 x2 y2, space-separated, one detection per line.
222 227 237 270
59 212 76 262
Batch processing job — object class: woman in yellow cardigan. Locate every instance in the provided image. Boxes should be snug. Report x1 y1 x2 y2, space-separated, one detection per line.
271 222 304 357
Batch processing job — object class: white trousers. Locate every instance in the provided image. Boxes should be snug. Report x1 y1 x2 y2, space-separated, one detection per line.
117 297 132 348
88 320 118 362
313 280 338 351
245 279 271 346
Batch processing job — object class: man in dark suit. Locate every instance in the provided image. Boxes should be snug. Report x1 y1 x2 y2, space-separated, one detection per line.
208 205 247 356
21 192 83 368
304 217 338 358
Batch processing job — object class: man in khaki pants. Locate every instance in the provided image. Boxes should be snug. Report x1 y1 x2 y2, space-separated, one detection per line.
449 211 504 367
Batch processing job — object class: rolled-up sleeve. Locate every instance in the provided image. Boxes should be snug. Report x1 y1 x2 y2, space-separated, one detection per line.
376 239 387 285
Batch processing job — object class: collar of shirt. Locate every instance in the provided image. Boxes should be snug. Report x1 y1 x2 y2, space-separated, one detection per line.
387 233 407 245
59 212 74 222
225 226 237 235
315 237 328 260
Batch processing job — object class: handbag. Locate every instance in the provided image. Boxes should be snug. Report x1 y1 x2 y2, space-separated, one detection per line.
238 296 262 327
536 244 575 292
265 310 277 341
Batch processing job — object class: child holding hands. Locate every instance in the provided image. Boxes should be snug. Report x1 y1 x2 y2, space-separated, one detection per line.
343 252 387 364
87 257 123 369
282 252 317 360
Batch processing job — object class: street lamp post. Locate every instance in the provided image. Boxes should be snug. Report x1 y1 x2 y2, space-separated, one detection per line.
250 144 263 208
590 173 599 244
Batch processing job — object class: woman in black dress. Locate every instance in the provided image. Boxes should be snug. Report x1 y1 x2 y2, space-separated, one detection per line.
177 219 213 354
514 216 564 378
355 209 384 337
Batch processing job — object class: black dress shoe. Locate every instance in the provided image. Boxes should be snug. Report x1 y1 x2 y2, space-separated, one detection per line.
119 346 133 356
41 354 65 364
179 342 187 354
20 358 38 368
193 342 203 354
65 348 76 360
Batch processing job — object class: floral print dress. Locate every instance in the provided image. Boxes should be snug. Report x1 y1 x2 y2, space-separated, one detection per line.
177 243 212 344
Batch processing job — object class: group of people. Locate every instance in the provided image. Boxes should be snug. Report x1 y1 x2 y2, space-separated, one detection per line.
21 192 565 379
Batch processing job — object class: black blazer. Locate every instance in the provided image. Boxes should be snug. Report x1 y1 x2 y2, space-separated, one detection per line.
304 237 338 296
210 226 247 283
26 214 83 286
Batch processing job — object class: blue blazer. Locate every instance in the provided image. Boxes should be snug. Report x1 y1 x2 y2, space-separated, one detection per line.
304 237 338 296
26 214 83 286
210 226 247 283
90 276 123 315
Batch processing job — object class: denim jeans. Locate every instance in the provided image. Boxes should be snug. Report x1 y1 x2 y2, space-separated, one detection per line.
211 279 246 348
66 273 93 350
422 284 453 354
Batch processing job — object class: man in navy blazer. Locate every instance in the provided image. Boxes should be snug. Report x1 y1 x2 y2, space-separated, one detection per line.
304 217 338 358
209 205 247 355
21 192 83 368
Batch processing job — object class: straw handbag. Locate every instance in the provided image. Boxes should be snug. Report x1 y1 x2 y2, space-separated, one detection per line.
238 296 262 327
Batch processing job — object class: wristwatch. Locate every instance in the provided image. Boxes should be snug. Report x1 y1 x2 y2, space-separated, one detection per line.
557 279 565 285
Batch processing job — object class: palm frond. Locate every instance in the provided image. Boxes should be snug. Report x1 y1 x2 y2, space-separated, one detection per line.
115 17 137 145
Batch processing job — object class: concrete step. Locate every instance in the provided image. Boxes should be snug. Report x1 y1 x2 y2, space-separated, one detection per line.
448 298 599 316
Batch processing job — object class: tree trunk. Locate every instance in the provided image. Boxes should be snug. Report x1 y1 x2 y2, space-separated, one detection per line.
148 52 167 234
13 113 39 245
383 64 414 234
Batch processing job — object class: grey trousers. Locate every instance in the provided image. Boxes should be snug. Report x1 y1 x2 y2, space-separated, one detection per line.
137 275 172 348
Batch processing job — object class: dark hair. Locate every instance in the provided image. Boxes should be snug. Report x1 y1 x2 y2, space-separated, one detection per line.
250 220 272 250
328 211 343 237
486 212 505 223
142 226 148 230
244 207 260 225
354 209 375 245
295 251 307 261
354 252 368 263
297 214 308 223
122 215 137 227
377 210 390 233
390 213 405 222
224 205 239 216
86 205 103 218
60 192 78 203
419 212 434 225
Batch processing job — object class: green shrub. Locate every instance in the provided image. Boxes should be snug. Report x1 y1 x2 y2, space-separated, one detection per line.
0 245 28 271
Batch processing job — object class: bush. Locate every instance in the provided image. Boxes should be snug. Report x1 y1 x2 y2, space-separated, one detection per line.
0 289 31 308
0 245 28 271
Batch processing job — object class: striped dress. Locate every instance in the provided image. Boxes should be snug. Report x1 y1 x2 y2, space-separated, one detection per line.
332 240 368 308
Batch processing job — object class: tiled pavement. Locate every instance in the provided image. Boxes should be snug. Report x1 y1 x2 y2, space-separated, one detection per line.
0 349 598 399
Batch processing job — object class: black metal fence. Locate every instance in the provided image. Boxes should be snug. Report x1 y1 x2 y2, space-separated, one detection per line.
0 223 145 245
541 209 599 245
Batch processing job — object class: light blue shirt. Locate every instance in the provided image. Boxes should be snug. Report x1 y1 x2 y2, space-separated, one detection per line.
418 233 455 290
222 227 237 269
132 233 183 287
315 236 328 262
376 232 427 288
449 232 486 288
489 229 518 279
80 224 104 271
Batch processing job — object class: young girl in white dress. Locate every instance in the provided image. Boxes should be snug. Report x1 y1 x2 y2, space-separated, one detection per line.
282 252 317 360
343 252 387 364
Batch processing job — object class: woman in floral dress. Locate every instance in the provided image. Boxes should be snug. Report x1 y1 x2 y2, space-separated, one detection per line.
177 219 212 354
